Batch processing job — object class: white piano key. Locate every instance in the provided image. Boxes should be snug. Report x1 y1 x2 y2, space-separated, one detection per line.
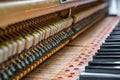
80 72 120 80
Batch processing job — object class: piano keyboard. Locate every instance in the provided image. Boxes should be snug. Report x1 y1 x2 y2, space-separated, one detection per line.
80 20 120 80
0 1 109 80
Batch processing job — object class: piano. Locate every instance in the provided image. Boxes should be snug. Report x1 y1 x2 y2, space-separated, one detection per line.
0 0 119 80
80 20 120 80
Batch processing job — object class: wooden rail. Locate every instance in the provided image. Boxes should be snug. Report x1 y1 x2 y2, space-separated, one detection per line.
0 0 97 28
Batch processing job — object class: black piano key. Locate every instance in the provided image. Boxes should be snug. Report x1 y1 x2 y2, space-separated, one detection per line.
80 72 120 80
113 28 120 31
107 35 120 39
90 59 120 64
98 49 120 52
92 58 120 62
111 33 120 35
93 57 120 62
95 52 120 55
111 31 120 35
93 55 120 59
93 54 120 58
94 55 120 57
105 39 120 42
88 61 120 66
95 52 120 56
103 42 120 45
114 26 120 29
110 33 120 35
101 45 120 48
85 66 120 74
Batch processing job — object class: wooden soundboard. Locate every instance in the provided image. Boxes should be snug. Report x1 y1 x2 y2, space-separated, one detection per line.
22 17 119 80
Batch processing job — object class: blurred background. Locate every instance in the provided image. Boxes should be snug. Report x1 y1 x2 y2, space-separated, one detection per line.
105 0 120 16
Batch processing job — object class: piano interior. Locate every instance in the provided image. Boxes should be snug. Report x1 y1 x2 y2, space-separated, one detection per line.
0 0 120 80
